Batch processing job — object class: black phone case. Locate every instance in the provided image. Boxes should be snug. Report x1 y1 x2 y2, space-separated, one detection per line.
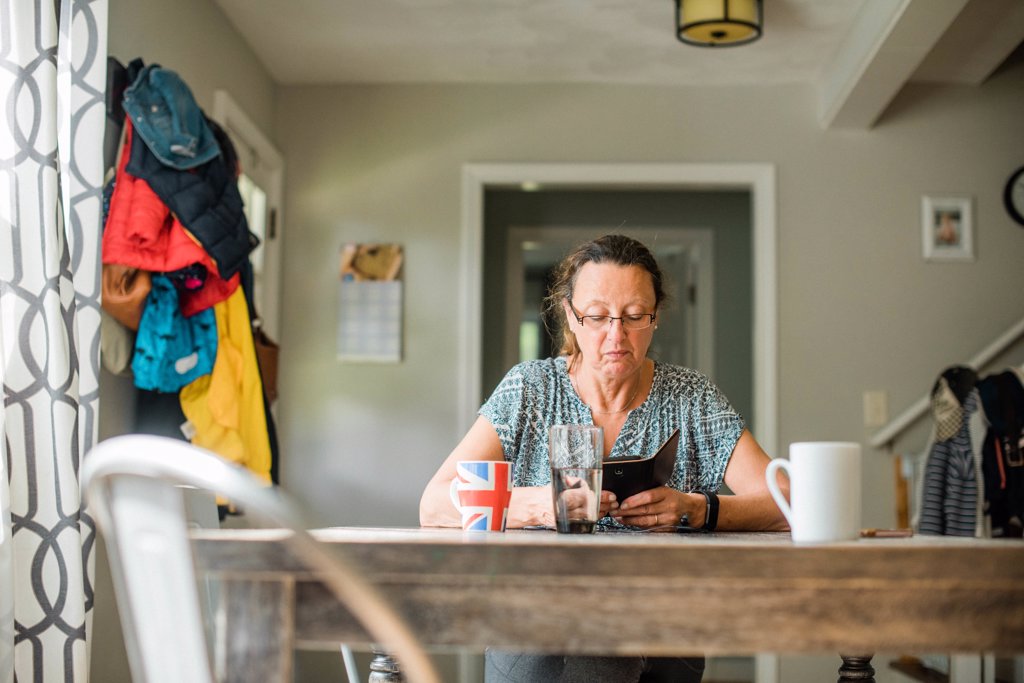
601 429 679 500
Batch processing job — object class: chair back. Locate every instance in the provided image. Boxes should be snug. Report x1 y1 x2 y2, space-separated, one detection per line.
83 434 440 683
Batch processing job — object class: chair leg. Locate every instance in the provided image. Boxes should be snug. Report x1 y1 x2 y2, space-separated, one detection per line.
340 644 361 682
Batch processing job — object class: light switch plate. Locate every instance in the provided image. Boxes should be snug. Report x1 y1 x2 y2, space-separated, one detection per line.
863 390 888 427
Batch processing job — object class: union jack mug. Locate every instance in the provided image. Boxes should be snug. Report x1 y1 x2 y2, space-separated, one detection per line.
449 460 513 532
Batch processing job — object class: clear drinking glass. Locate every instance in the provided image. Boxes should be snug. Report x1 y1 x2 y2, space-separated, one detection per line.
548 425 604 534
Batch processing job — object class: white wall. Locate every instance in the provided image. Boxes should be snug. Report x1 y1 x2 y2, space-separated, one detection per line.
273 67 1024 532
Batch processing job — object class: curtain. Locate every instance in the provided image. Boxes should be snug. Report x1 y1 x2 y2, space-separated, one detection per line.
0 0 107 681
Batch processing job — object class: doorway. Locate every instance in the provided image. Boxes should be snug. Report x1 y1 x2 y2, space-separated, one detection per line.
212 90 285 339
460 163 778 458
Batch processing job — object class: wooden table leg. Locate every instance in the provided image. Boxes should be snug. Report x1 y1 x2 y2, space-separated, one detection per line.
216 577 295 683
838 654 875 682
368 645 403 682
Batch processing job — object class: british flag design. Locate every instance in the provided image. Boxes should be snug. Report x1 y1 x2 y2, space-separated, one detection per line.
454 461 512 531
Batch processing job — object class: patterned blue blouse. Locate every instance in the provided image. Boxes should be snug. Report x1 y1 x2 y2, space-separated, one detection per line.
479 357 745 495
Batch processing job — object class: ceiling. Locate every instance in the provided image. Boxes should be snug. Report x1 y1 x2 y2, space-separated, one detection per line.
215 0 1024 129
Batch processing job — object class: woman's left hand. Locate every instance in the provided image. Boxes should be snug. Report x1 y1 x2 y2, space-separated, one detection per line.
614 486 701 530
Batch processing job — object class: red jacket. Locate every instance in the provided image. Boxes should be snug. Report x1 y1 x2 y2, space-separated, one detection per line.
103 120 238 317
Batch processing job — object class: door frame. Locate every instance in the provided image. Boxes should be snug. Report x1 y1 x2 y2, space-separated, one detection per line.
212 90 285 339
459 163 777 457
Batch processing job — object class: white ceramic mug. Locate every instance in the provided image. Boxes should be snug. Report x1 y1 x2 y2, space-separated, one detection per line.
765 442 862 544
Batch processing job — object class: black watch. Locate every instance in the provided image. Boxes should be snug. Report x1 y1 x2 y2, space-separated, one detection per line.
700 491 719 531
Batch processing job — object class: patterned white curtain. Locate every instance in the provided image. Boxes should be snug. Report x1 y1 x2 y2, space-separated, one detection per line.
0 0 107 681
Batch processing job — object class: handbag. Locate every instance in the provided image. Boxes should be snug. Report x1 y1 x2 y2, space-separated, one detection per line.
102 263 152 331
252 322 280 403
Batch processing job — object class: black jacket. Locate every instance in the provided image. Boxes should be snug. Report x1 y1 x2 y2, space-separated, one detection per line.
126 116 256 279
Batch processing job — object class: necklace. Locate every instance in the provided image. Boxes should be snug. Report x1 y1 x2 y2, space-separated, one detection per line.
570 368 642 415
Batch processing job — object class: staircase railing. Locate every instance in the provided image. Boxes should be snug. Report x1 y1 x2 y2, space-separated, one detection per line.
870 316 1024 450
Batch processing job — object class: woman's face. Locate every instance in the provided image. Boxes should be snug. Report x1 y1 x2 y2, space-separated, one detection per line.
562 262 657 381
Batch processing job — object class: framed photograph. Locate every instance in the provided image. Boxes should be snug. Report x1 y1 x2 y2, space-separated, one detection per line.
922 195 974 261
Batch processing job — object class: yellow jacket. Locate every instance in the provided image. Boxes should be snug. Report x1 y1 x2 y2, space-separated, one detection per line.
180 287 271 482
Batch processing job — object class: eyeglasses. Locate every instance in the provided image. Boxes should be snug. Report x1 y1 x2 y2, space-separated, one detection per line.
568 302 656 331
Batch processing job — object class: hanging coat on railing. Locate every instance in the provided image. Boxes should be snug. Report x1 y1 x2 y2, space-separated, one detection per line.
979 368 1024 538
919 367 986 536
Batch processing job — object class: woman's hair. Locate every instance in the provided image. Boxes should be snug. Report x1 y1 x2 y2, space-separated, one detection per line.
542 234 667 358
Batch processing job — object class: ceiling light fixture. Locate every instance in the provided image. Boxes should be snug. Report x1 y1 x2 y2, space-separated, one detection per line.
675 0 763 47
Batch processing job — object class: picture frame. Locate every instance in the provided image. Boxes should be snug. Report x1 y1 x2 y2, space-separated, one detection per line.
922 195 974 262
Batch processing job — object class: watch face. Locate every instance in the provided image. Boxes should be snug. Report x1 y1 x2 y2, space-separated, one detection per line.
1006 166 1024 227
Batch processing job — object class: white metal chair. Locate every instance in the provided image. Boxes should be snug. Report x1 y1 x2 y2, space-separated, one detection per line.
82 434 440 683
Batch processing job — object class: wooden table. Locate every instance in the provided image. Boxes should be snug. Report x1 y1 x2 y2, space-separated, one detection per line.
191 527 1024 682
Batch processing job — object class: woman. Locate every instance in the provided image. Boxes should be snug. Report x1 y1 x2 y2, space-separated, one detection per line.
420 234 788 681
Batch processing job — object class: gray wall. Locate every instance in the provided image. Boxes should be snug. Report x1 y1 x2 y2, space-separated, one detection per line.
272 74 1024 682
107 0 275 134
275 68 1024 532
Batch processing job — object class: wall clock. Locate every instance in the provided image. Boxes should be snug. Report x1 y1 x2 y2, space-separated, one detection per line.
1005 165 1024 226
